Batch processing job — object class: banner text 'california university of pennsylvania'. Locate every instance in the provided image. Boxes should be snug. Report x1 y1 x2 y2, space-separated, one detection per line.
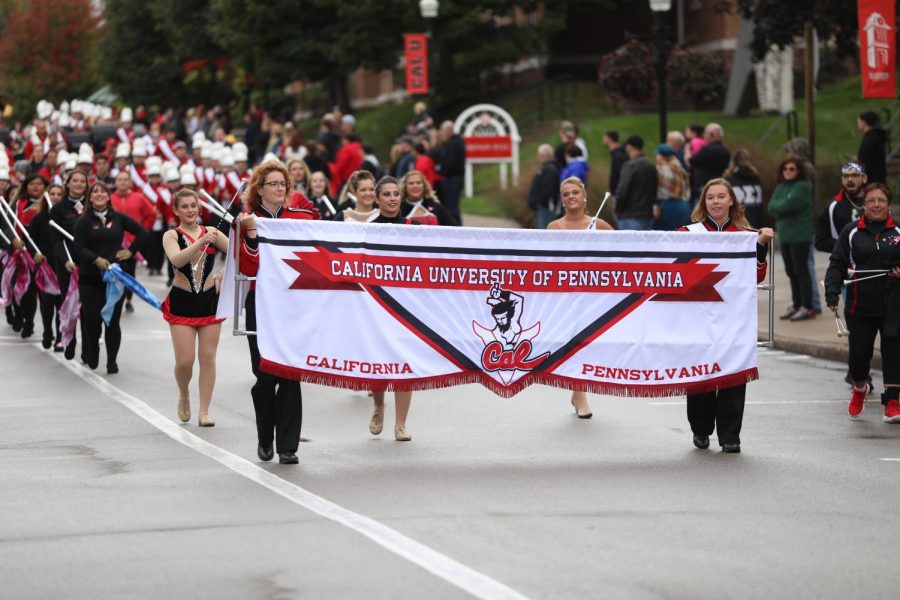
238 221 760 398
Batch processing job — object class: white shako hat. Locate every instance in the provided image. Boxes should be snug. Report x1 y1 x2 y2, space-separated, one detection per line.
146 156 163 176
120 107 133 123
115 143 130 159
232 142 249 163
179 163 197 186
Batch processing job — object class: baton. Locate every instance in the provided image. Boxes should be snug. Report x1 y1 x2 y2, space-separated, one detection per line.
199 189 227 213
199 199 234 224
588 192 612 230
831 306 849 337
844 272 887 285
849 269 889 274
193 180 245 274
0 197 41 255
49 220 75 263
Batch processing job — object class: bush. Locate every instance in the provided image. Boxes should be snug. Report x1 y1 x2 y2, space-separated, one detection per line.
597 40 656 110
667 49 726 109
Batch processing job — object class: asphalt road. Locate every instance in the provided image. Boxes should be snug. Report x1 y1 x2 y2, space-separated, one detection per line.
2 271 899 600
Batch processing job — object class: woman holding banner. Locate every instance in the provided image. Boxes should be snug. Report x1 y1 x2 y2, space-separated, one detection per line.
679 178 772 453
73 182 148 373
238 160 317 465
549 176 614 419
364 176 414 441
399 170 458 226
162 189 228 427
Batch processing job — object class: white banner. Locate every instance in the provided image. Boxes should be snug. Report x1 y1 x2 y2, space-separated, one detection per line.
222 221 760 398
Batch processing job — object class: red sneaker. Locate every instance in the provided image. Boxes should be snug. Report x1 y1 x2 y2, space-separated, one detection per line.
849 386 867 418
883 399 900 424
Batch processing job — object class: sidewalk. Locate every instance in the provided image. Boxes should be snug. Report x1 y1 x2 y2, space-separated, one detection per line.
462 215 866 367
758 247 879 368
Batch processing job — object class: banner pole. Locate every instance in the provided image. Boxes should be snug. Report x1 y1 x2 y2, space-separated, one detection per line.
233 215 242 337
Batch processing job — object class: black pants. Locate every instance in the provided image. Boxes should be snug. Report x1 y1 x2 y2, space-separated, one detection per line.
16 279 38 334
245 291 302 453
121 257 136 302
437 175 463 225
687 384 746 445
38 289 60 344
781 242 812 310
79 280 123 369
146 231 165 273
846 313 900 405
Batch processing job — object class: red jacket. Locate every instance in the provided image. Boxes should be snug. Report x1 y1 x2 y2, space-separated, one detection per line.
328 140 363 196
111 190 156 243
415 154 441 187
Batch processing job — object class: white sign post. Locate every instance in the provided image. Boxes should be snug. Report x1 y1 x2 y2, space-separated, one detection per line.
453 104 520 198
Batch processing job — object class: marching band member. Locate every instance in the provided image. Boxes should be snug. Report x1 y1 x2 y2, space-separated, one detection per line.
399 169 458 226
679 178 773 453
73 182 148 373
9 174 50 339
110 171 155 314
49 169 88 358
824 183 900 423
548 176 614 419
162 189 228 427
332 170 377 222
305 170 337 218
237 160 318 464
366 176 415 441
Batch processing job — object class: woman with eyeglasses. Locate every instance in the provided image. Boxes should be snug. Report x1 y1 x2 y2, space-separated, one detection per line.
237 160 318 465
768 155 814 321
824 183 900 423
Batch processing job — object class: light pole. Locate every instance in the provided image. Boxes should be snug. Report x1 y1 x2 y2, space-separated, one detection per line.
650 0 672 143
419 0 439 100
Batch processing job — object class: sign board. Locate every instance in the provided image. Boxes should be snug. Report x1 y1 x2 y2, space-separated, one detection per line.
404 34 429 96
453 104 520 198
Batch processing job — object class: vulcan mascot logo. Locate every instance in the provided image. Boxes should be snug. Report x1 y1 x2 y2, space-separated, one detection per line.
473 284 550 383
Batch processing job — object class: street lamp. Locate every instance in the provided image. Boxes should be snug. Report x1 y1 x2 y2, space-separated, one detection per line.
650 0 672 143
419 0 439 99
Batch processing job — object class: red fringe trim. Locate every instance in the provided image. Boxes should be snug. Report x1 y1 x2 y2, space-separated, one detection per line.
258 358 759 399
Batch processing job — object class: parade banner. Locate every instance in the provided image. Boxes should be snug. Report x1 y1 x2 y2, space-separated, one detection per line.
235 221 760 398
858 0 896 98
404 33 429 95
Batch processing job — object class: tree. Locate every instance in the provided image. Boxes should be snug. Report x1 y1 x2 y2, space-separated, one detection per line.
99 0 184 107
729 0 898 61
0 0 102 119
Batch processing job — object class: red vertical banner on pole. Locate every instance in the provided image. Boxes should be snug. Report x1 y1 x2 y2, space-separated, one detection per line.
858 0 896 98
404 33 429 95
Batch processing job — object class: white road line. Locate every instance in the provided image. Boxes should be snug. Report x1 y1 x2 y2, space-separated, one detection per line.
880 458 900 462
47 351 527 600
648 399 845 406
779 355 812 361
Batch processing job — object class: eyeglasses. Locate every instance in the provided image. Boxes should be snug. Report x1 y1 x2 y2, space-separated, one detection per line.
864 196 889 205
782 166 797 172
263 181 287 188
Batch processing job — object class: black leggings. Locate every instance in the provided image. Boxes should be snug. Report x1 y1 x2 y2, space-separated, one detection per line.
38 290 60 344
245 291 302 453
846 313 900 404
781 242 812 310
121 257 136 302
79 280 123 369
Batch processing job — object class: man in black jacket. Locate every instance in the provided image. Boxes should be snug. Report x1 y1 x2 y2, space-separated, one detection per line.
688 123 730 201
603 130 627 194
857 111 887 184
614 135 657 230
527 144 559 229
436 121 466 225
814 162 868 254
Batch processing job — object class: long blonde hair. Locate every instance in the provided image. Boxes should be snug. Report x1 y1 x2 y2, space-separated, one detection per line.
399 169 439 203
691 178 752 229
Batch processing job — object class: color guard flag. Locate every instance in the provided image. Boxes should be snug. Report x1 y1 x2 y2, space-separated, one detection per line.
221 221 761 398
858 0 897 98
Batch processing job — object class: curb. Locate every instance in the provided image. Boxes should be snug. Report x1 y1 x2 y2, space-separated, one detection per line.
760 334 883 370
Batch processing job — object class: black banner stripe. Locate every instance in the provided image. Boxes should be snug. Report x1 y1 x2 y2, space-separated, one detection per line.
257 237 755 259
